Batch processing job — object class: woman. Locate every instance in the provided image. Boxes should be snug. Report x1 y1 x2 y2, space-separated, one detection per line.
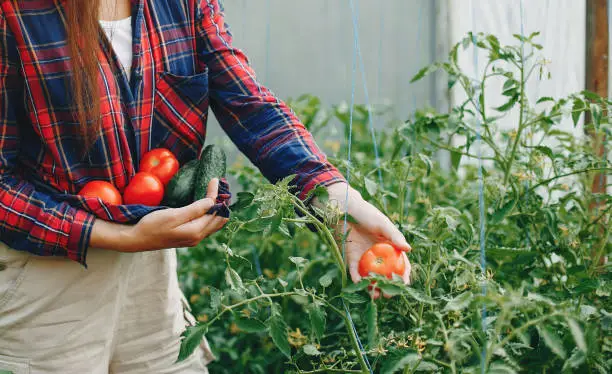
0 0 411 372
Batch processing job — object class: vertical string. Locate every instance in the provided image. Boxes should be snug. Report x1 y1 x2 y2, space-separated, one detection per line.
413 0 426 113
349 0 387 211
264 0 272 84
470 1 487 373
339 2 373 373
520 0 531 249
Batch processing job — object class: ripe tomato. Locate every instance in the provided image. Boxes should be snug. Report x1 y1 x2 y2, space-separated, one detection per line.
123 172 165 206
78 181 122 205
358 242 406 279
139 148 179 185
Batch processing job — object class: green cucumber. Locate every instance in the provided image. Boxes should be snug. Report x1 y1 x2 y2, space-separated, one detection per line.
164 159 199 208
193 145 227 201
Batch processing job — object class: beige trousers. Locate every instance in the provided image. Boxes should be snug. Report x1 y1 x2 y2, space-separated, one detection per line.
0 243 214 374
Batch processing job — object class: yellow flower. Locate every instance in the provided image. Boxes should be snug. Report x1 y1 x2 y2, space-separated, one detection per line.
263 268 276 279
230 322 241 335
323 140 341 153
190 294 200 304
288 328 307 348
197 314 209 322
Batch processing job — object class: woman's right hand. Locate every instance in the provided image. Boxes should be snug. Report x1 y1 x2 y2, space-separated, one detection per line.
90 178 228 252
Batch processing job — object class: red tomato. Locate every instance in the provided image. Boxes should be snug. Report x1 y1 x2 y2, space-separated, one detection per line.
139 148 179 185
78 181 122 205
358 242 406 279
123 172 165 206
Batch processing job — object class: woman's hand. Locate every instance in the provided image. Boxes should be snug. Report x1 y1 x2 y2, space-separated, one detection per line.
91 179 229 252
312 182 412 293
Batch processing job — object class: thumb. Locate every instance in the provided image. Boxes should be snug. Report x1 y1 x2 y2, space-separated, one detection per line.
173 178 219 224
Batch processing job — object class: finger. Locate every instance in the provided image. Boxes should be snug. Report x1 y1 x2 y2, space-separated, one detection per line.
171 178 220 224
401 252 412 285
205 178 220 201
348 262 362 284
375 218 411 252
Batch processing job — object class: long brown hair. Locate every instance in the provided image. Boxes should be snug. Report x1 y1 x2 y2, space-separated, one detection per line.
66 0 102 147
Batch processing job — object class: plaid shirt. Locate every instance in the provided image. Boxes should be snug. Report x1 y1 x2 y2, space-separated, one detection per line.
0 0 344 267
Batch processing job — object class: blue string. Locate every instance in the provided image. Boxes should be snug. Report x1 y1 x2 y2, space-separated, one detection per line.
349 0 386 210
412 0 426 113
264 0 271 84
375 6 384 106
339 2 373 373
251 245 263 276
470 3 487 373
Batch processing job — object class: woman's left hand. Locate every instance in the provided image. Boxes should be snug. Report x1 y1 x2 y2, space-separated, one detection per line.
312 182 412 294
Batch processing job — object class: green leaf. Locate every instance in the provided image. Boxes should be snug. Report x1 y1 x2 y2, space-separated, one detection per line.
488 361 519 374
209 287 222 311
405 287 438 305
450 150 462 171
534 145 554 161
364 177 378 197
319 271 334 288
235 318 267 333
243 217 271 233
590 103 602 126
366 300 379 347
418 154 433 176
537 325 567 359
307 303 326 340
342 279 370 293
536 96 555 104
303 344 322 356
566 318 586 352
230 191 254 210
443 291 473 312
562 349 586 371
177 325 208 362
572 98 584 127
380 348 420 374
342 292 369 304
490 198 517 225
495 96 518 112
267 314 291 358
289 256 308 267
378 282 405 296
410 64 439 83
225 267 244 291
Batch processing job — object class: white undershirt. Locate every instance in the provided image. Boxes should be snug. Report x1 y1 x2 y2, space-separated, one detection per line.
99 17 133 79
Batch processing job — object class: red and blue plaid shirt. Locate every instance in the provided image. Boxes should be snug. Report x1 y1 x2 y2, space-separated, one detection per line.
0 0 344 266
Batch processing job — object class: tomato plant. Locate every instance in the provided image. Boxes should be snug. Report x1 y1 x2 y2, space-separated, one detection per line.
358 242 406 279
140 148 179 185
123 172 164 206
177 33 611 374
78 180 122 205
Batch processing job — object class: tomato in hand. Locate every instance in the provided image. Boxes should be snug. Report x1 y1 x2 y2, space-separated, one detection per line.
139 148 179 185
123 172 165 206
358 242 406 279
78 181 122 205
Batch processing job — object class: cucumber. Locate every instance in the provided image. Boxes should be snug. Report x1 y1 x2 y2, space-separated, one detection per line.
193 145 227 201
163 159 199 208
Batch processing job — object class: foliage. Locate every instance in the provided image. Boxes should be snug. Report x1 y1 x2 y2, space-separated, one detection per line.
177 32 611 373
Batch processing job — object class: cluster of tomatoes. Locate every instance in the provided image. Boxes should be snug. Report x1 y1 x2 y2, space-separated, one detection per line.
77 148 179 206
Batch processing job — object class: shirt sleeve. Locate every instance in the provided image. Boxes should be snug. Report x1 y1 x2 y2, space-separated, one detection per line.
195 0 346 199
0 11 95 266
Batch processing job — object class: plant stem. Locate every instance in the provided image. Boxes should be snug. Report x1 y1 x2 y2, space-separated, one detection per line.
503 48 527 184
419 135 496 161
207 291 298 326
291 196 348 287
298 369 363 374
526 167 612 193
